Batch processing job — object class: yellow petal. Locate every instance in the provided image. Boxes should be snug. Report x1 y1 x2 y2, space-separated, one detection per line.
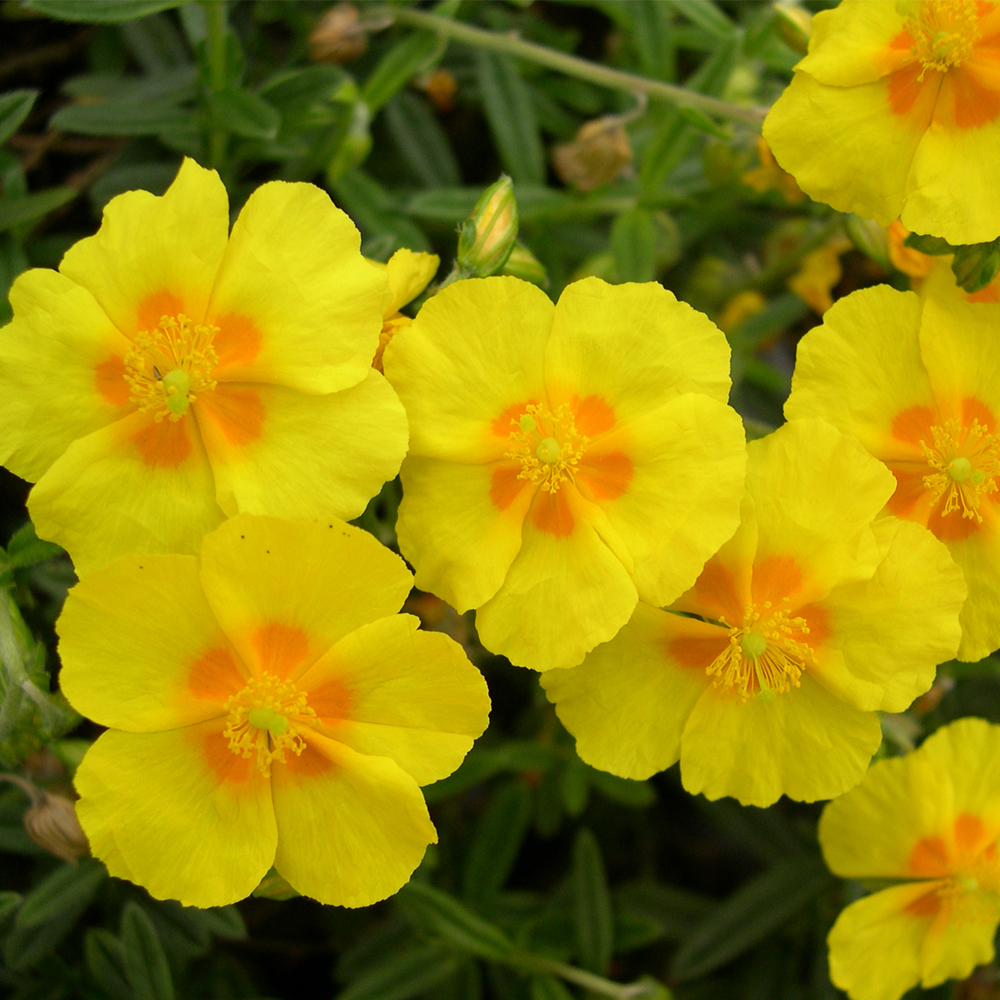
299 614 490 786
814 517 965 713
945 508 1000 662
796 1 909 87
28 411 225 575
198 515 413 680
206 181 388 393
57 554 243 731
395 456 532 612
74 723 276 907
827 883 943 1000
0 269 134 482
680 674 882 807
819 752 953 880
59 158 229 337
383 276 552 462
384 248 439 315
764 72 924 228
545 277 733 417
591 393 746 608
271 732 436 907
475 487 638 671
196 370 407 522
785 286 933 461
919 896 998 990
541 603 712 780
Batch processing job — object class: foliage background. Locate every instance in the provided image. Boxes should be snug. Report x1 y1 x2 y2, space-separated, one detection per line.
0 1 997 998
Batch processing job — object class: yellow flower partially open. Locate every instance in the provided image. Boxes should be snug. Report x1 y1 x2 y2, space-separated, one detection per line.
821 717 1000 1000
383 275 746 672
370 248 439 372
542 419 964 807
764 0 1000 245
786 285 1000 661
0 158 407 574
58 514 490 908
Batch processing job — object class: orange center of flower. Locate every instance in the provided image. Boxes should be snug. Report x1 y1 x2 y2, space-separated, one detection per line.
505 403 590 494
123 314 219 422
921 418 1000 523
222 673 318 777
706 601 814 702
905 0 979 80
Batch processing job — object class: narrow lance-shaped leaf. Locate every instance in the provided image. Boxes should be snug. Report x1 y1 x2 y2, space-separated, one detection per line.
571 828 614 975
121 902 175 1000
0 91 38 146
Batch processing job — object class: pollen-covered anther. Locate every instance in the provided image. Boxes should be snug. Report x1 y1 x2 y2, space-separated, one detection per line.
904 0 979 81
921 418 1000 522
123 314 219 421
505 403 589 493
707 600 814 703
223 673 318 776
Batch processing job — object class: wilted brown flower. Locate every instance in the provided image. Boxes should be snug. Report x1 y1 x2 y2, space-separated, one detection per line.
309 3 368 64
1 774 88 862
553 116 632 192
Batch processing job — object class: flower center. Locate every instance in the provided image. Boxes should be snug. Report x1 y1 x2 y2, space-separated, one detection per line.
920 418 1000 523
706 601 814 703
505 403 589 494
223 673 318 777
903 0 979 80
123 314 219 422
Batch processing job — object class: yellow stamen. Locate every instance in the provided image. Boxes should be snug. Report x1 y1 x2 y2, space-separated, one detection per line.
920 418 1000 523
903 0 979 81
706 601 813 702
124 314 219 422
223 673 318 777
505 403 589 494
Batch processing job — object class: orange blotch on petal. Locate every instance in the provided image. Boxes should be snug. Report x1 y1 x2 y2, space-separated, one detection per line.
307 676 354 725
94 355 130 407
962 397 997 433
573 395 617 438
892 405 937 447
954 812 989 854
578 451 633 501
669 633 730 669
278 738 336 779
252 623 311 679
886 467 930 522
796 602 831 648
906 889 944 917
887 64 940 127
137 290 185 335
491 400 538 438
211 313 263 373
690 560 744 625
130 414 194 469
196 385 265 447
751 555 803 607
929 497 983 541
490 463 528 512
188 645 246 702
198 726 255 786
937 65 1000 129
909 834 952 877
531 489 575 537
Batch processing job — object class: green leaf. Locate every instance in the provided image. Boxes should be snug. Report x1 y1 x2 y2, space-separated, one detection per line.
559 756 590 817
85 928 132 1000
362 31 441 115
399 881 519 962
3 888 90 969
0 890 21 922
0 90 38 146
612 208 657 283
474 50 545 186
24 0 188 22
208 88 281 140
671 855 832 981
384 91 460 189
571 829 613 975
626 0 677 81
0 187 76 232
63 67 197 104
615 881 716 943
5 521 64 570
338 944 460 1000
331 169 430 255
197 905 247 940
529 974 574 1000
50 99 191 136
952 240 1000 293
16 858 106 930
662 0 735 38
586 767 656 808
903 232 953 255
676 106 731 140
463 779 532 904
121 901 175 1000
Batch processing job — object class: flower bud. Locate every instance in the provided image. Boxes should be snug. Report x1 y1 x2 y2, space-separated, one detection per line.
501 241 549 288
844 214 891 269
23 790 88 863
772 2 812 54
309 3 368 64
456 176 518 277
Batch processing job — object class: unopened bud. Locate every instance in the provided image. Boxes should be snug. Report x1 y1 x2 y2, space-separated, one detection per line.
552 116 632 192
844 215 891 269
309 3 368 64
773 2 812 53
24 790 88 863
457 176 518 277
501 241 549 288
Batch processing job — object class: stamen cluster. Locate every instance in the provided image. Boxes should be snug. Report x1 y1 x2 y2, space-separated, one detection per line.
921 419 1000 522
905 0 979 81
504 403 589 494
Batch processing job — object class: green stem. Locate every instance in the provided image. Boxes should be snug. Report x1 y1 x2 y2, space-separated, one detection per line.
388 7 767 126
531 957 660 999
203 0 229 170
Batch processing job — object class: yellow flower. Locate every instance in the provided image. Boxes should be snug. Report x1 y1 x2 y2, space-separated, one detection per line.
541 419 964 807
788 235 853 314
886 220 936 282
740 136 805 203
0 158 407 575
763 0 1000 245
58 514 490 908
370 248 439 372
786 285 1000 661
382 275 746 672
820 717 1000 1000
